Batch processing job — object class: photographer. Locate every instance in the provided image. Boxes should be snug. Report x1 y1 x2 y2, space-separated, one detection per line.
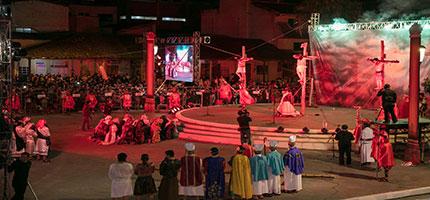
377 84 397 123
237 108 252 144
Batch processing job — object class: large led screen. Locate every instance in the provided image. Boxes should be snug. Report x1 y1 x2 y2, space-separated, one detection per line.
164 45 193 82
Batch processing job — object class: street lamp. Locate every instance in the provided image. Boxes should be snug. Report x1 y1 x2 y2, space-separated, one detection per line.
420 45 426 63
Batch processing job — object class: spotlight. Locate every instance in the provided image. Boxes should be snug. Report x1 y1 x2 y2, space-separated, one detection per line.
321 128 329 134
22 85 27 89
302 127 310 134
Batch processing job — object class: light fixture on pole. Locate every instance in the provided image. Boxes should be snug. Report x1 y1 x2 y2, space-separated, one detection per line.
420 45 426 63
154 45 158 56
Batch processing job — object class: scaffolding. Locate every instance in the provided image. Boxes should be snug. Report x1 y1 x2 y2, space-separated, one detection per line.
0 18 13 200
311 19 430 32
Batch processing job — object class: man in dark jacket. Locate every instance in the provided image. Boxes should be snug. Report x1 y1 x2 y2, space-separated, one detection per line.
377 84 398 123
9 152 32 200
335 124 354 165
237 109 252 144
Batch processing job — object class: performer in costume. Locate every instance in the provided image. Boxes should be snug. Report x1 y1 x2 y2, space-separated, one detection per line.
266 140 284 196
359 120 375 166
250 144 269 199
15 116 37 156
218 77 233 104
276 88 300 117
108 153 134 199
100 117 118 146
203 147 226 200
158 150 181 200
283 135 304 193
85 91 98 112
168 87 181 109
235 51 255 108
229 146 253 199
6 90 21 113
179 143 204 197
372 125 395 182
34 119 51 162
121 90 132 112
134 154 157 200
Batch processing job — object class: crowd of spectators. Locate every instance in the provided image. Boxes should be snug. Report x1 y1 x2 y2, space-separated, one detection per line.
1 73 300 115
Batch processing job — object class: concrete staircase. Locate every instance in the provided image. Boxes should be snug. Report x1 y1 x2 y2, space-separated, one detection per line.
176 107 339 150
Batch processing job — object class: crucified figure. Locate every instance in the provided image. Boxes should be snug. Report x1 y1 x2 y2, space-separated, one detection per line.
293 42 318 84
235 46 255 108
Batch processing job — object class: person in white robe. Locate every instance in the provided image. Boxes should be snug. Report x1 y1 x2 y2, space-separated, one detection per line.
360 122 375 166
108 152 134 199
277 90 300 117
34 119 51 162
15 116 37 155
283 135 304 193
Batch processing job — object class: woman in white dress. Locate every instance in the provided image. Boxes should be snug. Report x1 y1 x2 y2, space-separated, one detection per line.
34 119 51 162
277 89 300 117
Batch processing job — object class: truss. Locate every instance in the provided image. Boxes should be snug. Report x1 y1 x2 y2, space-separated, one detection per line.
311 19 430 32
193 31 201 81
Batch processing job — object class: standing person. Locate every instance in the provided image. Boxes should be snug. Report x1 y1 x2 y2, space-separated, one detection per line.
283 135 304 193
85 90 98 112
81 100 91 131
359 121 375 166
179 143 204 198
158 150 181 200
372 125 395 182
134 154 157 200
34 119 51 162
377 84 398 123
121 90 132 112
203 147 226 200
8 152 32 200
250 144 269 199
15 116 37 156
229 146 253 199
62 91 75 113
266 141 284 196
108 152 134 200
335 124 355 165
237 109 252 144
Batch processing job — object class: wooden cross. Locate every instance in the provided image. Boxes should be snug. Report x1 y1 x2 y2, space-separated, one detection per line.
293 42 318 115
236 46 253 87
367 40 399 90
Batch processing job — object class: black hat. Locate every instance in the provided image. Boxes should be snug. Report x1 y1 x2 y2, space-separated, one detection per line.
210 147 219 155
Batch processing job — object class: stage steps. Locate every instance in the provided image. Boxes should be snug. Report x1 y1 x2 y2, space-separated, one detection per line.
176 108 339 150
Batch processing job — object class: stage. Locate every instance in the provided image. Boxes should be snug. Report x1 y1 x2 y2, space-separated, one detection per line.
176 104 378 150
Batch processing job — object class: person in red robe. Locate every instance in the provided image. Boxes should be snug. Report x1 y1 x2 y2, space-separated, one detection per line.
62 91 75 113
371 124 395 182
179 143 204 197
6 90 21 113
121 90 132 112
85 91 98 112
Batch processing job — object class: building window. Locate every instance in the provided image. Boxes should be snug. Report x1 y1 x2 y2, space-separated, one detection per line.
15 27 36 33
131 16 157 20
162 17 186 22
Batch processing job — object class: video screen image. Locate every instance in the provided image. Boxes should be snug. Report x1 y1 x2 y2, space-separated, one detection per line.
164 45 193 82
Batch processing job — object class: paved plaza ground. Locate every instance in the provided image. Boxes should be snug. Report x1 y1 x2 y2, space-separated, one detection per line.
1 111 430 200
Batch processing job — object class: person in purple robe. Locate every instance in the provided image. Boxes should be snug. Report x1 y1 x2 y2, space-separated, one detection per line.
283 135 304 192
203 147 226 200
